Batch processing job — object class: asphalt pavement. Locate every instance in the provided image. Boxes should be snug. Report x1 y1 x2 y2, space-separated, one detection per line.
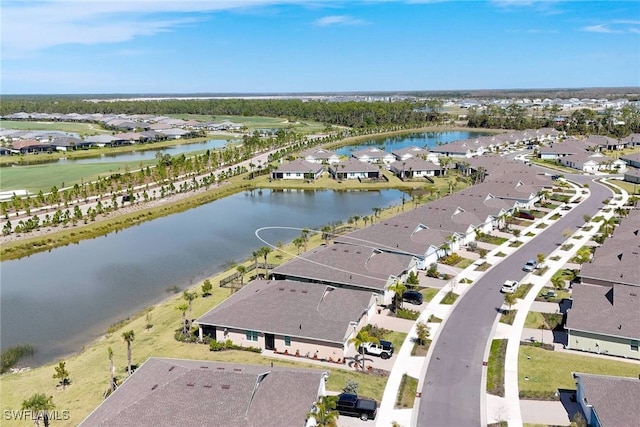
415 174 613 427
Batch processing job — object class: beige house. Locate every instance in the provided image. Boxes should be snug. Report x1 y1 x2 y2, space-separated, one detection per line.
196 279 377 361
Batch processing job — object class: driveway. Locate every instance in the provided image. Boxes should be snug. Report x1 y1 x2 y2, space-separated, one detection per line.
416 173 613 427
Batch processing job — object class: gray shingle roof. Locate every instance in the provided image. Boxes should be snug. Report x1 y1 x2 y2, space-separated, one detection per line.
330 158 380 174
566 283 640 340
79 357 325 427
271 244 414 291
196 279 374 343
274 159 324 174
574 373 640 427
580 210 640 287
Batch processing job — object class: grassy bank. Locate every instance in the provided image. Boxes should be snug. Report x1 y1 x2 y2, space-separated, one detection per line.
0 232 386 426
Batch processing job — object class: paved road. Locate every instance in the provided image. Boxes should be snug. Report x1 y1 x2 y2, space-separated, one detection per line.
416 173 613 427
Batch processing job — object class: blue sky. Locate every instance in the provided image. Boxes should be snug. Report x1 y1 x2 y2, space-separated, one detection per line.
2 1 639 94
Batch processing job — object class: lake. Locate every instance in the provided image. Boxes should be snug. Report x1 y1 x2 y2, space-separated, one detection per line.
0 188 403 366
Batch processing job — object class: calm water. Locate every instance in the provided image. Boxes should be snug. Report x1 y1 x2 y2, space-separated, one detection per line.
0 189 403 366
27 139 231 166
334 131 491 156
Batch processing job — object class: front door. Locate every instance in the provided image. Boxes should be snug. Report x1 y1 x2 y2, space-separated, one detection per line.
265 333 275 351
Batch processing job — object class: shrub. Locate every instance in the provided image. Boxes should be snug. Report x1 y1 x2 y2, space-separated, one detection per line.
343 380 359 395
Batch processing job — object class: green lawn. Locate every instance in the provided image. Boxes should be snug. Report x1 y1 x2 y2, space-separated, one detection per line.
487 339 507 396
395 374 419 408
1 161 151 193
0 120 111 135
519 346 640 399
420 287 440 303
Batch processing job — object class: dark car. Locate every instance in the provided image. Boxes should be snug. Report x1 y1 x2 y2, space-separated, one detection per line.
402 290 423 305
335 393 377 421
516 211 535 220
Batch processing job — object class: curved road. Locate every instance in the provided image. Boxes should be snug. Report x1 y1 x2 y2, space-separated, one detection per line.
417 172 613 426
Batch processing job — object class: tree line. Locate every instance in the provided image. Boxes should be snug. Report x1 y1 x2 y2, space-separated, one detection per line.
0 98 444 129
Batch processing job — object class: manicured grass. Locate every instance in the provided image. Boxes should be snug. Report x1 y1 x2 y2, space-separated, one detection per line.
524 312 546 329
411 339 431 356
395 374 419 409
382 331 408 355
0 120 111 135
495 251 507 257
0 262 388 427
477 234 508 245
1 161 151 193
440 291 459 305
499 310 517 325
519 346 640 400
453 257 475 269
486 339 507 396
535 289 571 303
513 283 533 299
475 261 492 271
420 287 439 303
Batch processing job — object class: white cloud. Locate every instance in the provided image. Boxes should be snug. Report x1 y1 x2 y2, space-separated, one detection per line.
315 15 368 26
0 0 294 58
582 24 616 34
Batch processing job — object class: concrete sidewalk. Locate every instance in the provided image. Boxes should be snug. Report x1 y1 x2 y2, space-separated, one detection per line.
375 177 629 427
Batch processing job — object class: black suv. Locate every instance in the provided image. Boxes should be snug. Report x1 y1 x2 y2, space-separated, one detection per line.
335 393 377 421
402 290 423 305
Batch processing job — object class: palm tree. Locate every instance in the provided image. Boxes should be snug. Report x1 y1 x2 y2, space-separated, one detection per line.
352 214 361 228
259 246 272 278
348 329 379 371
122 330 135 375
321 225 332 245
21 393 55 427
293 237 304 255
182 290 197 331
388 281 407 312
236 265 247 287
176 303 189 337
108 347 116 394
307 395 339 427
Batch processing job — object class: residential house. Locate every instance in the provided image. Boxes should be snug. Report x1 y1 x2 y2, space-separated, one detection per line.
389 157 441 179
84 134 119 147
351 147 396 165
12 139 55 154
52 136 92 151
391 146 438 163
271 243 418 300
271 159 324 180
329 158 381 180
79 357 327 427
196 279 377 360
619 152 640 169
572 373 640 427
559 152 626 173
157 128 191 139
300 148 340 165
584 135 627 151
623 168 640 185
621 133 640 147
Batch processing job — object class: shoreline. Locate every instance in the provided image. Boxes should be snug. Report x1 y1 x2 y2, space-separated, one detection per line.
0 124 490 260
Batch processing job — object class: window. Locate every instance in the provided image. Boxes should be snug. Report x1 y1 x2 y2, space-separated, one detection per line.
245 330 258 342
632 340 639 351
284 336 291 347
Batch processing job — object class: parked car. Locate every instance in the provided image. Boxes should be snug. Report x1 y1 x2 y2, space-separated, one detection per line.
335 393 378 421
522 259 537 272
501 280 520 294
402 290 423 305
516 211 535 220
358 340 394 359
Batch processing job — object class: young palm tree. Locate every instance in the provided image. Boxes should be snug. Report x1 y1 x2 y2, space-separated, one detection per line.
236 265 247 287
108 347 116 394
182 290 197 331
176 303 189 337
348 330 379 371
21 393 55 427
122 330 135 375
259 246 272 278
